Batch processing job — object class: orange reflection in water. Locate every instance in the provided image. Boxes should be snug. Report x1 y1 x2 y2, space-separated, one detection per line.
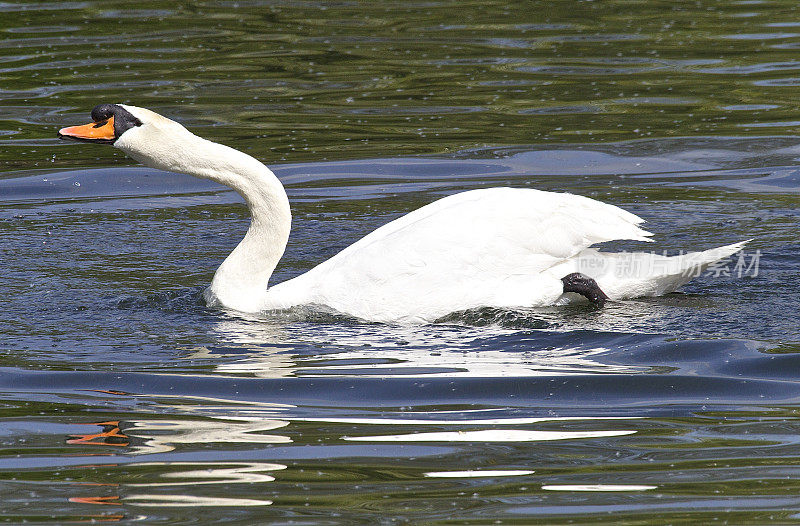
62 415 287 511
69 495 121 506
67 421 129 447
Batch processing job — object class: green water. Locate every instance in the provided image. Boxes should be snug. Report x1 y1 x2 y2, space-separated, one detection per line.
4 0 800 172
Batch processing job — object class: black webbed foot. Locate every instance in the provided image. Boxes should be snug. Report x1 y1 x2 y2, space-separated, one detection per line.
560 272 609 308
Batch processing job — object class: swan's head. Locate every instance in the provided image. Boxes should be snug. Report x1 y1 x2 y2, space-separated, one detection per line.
58 103 148 145
58 104 206 172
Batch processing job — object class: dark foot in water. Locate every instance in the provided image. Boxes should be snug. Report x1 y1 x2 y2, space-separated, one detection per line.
561 273 609 307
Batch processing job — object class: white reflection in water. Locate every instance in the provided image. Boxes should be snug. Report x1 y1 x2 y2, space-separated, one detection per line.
139 394 294 420
78 420 288 507
344 429 636 442
108 393 640 454
124 494 273 507
69 391 646 508
542 484 657 491
203 316 645 378
127 462 287 487
95 312 653 508
213 344 643 378
291 416 638 425
125 418 290 454
425 470 535 477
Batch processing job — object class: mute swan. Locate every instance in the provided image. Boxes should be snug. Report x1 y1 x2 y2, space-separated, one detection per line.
58 104 747 323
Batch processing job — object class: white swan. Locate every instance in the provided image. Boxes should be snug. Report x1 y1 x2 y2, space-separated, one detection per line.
59 104 747 323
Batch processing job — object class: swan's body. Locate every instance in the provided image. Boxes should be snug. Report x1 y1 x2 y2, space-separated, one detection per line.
59 104 747 323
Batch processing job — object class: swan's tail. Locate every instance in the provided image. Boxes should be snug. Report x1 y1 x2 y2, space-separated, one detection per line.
577 240 750 300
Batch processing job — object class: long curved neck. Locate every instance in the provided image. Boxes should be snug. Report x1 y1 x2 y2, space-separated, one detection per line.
122 129 291 312
207 148 291 312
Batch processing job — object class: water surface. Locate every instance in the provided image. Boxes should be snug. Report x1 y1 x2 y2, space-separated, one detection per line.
2 1 800 523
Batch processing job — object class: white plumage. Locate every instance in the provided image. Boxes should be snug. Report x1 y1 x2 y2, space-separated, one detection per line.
61 104 747 324
266 187 643 320
265 187 744 323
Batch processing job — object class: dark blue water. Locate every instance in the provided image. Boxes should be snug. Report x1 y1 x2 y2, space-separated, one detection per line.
2 139 799 522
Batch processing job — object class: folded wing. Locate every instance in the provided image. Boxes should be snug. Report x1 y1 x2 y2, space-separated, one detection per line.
271 187 653 321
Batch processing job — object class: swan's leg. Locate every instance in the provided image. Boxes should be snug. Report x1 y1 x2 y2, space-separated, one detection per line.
560 273 609 307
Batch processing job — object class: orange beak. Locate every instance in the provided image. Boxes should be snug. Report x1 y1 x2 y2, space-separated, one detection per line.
58 116 116 144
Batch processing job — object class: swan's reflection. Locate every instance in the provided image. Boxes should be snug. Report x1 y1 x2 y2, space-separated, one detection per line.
126 461 286 486
198 313 647 378
68 420 129 447
125 418 290 455
121 494 274 507
66 416 288 509
70 460 283 509
63 399 644 511
64 310 657 511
